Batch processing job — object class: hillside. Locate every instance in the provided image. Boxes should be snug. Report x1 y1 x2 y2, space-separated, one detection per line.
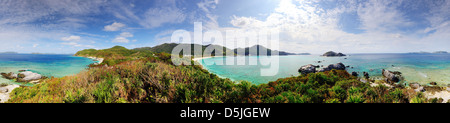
75 46 153 66
134 43 300 56
133 43 235 56
233 45 296 56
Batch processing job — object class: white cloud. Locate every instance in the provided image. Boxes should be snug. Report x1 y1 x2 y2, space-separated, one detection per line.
112 37 130 43
61 42 94 48
111 0 186 29
33 44 39 48
61 35 81 41
112 32 134 43
103 22 126 31
197 0 220 13
140 7 186 28
356 0 413 32
213 0 450 53
119 32 133 37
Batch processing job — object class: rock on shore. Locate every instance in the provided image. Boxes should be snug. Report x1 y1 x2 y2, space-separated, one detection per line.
1 71 44 82
298 63 346 75
382 69 403 83
318 63 346 72
298 64 318 75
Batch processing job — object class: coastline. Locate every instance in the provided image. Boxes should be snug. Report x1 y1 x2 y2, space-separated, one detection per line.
0 55 103 103
0 84 20 103
86 56 104 65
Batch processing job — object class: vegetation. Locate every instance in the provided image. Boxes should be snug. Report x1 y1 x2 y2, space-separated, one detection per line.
133 43 235 57
7 46 433 103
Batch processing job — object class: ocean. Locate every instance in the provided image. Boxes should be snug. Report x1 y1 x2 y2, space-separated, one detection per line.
199 54 450 85
0 54 96 86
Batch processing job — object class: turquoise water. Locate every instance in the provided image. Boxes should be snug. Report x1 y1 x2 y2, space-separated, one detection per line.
199 54 450 85
0 54 96 86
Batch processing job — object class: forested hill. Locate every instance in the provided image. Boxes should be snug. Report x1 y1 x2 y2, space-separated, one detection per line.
132 43 304 56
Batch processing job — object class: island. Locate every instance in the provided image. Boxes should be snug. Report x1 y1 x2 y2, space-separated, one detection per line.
322 51 346 57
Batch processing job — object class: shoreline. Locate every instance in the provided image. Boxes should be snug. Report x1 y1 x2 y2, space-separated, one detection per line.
192 56 225 62
0 84 20 103
86 56 104 65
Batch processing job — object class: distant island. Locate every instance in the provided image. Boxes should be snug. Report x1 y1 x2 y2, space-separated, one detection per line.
295 53 311 55
322 51 346 57
408 51 448 54
0 52 18 54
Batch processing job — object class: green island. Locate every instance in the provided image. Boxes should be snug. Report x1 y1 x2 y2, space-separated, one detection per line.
5 45 448 103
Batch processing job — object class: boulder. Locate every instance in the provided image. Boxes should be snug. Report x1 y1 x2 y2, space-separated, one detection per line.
363 72 370 79
382 69 402 83
351 72 358 77
318 63 346 72
17 71 42 82
430 82 437 86
298 64 318 75
1 72 18 79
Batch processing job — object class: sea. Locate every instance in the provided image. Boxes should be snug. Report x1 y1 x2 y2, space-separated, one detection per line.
0 54 96 86
199 53 450 85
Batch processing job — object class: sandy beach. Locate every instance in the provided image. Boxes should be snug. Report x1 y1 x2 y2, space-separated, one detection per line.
425 89 450 103
86 56 104 65
0 84 20 103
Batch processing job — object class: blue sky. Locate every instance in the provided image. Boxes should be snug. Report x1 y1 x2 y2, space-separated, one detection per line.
0 0 449 54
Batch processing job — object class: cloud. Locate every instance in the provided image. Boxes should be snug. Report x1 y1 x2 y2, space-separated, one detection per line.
61 42 94 48
111 0 186 29
61 35 81 41
33 44 39 48
356 0 413 32
212 0 450 53
119 32 133 37
112 32 134 43
103 22 126 31
140 7 186 28
197 0 220 13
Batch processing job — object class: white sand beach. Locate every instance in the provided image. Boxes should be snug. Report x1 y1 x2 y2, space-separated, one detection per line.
425 89 450 103
0 84 20 103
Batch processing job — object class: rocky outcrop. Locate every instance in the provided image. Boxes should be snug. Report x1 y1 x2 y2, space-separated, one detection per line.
351 72 358 77
1 71 45 83
298 63 346 75
298 64 318 75
1 72 18 79
18 71 42 82
363 72 370 79
318 63 346 72
409 83 425 92
430 82 437 86
322 51 346 57
382 69 403 83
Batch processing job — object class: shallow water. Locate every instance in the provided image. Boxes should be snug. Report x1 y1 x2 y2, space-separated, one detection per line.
0 54 96 86
199 54 450 85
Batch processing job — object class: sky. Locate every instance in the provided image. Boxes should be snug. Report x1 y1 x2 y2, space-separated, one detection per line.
0 0 449 54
